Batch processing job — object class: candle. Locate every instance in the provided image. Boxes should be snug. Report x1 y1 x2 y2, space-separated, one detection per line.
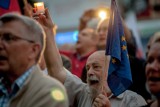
34 2 45 14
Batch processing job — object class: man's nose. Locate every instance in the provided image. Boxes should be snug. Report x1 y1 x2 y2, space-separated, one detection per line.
77 34 81 39
150 60 159 72
98 30 102 36
88 68 94 75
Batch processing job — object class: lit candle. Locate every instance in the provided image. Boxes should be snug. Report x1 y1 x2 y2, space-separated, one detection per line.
34 2 45 14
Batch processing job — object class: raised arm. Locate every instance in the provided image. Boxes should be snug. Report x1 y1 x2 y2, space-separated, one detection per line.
37 9 67 83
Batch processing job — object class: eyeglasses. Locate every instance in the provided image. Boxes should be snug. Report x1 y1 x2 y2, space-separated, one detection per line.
0 33 34 43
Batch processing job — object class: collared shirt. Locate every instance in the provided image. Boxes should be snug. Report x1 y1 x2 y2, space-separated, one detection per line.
60 50 96 78
109 90 147 107
42 68 48 75
64 70 147 107
0 66 34 107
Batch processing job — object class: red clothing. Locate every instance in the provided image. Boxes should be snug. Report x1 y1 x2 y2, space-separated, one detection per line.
60 50 95 78
0 0 20 16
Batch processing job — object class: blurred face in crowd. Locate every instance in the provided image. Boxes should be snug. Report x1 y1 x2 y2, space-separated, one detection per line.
0 20 38 78
97 19 109 49
146 42 160 96
86 51 108 95
146 32 160 56
76 28 98 51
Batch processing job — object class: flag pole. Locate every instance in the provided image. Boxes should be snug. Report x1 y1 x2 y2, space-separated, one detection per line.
100 0 114 96
104 0 132 96
101 55 111 96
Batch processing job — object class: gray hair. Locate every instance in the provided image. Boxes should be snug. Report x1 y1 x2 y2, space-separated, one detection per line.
0 12 46 63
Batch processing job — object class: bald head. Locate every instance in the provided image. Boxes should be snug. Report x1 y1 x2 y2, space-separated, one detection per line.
87 51 106 63
86 50 110 95
86 50 110 75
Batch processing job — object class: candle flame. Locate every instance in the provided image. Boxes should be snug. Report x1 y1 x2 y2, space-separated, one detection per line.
34 2 44 7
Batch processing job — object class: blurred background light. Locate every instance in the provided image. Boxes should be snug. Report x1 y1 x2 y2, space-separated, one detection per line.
98 10 107 20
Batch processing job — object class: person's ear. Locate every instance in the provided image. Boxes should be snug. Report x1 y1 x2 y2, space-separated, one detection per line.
29 44 41 61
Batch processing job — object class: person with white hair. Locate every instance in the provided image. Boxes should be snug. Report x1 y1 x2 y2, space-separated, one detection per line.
38 9 147 107
0 13 68 107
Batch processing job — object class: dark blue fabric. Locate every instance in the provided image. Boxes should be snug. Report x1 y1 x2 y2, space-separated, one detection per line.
106 0 132 96
0 0 10 9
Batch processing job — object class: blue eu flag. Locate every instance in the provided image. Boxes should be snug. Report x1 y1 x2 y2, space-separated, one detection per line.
0 0 10 9
106 0 132 96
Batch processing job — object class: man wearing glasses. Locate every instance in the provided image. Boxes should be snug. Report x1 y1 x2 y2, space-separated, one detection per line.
0 13 68 107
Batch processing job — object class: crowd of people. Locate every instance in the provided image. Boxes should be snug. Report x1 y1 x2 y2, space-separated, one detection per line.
0 1 160 107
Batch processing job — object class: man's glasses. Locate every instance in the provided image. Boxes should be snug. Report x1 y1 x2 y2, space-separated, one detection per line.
0 33 34 43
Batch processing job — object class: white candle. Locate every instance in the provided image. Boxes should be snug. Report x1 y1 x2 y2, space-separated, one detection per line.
34 2 45 14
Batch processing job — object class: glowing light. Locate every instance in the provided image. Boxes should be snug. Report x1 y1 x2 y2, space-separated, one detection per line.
34 2 43 7
73 30 79 42
51 88 65 101
34 2 45 14
98 10 107 20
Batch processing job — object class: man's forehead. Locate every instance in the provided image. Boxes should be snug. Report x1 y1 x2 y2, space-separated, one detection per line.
0 21 25 31
89 51 105 57
87 55 105 64
86 60 101 67
0 20 22 27
0 21 31 40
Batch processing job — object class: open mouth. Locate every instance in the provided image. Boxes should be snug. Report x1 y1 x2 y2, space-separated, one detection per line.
99 36 106 40
148 77 160 82
0 55 7 61
88 76 99 85
100 38 105 40
90 80 99 85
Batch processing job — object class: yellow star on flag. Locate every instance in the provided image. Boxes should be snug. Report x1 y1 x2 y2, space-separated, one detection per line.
121 36 126 41
122 45 127 50
112 58 116 64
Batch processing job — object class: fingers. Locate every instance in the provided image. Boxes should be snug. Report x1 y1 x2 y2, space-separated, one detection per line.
93 96 104 107
45 8 51 19
23 2 33 17
23 0 28 6
102 90 108 97
93 101 100 107
33 12 46 23
32 8 56 35
38 14 46 26
93 94 111 107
